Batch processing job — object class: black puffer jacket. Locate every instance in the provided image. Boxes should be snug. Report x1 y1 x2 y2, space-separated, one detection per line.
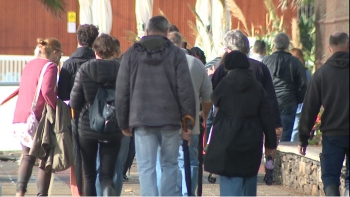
262 51 307 109
70 59 123 141
58 47 95 101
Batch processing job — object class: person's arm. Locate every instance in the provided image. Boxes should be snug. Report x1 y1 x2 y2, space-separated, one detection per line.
175 49 196 129
261 63 282 128
294 59 308 104
41 63 58 109
57 62 72 101
259 88 277 150
299 73 321 147
198 60 213 123
69 66 85 112
115 51 131 131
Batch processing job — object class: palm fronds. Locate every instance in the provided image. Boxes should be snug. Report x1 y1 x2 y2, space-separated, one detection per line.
278 0 314 11
225 0 251 36
123 30 140 44
187 4 206 29
38 0 66 18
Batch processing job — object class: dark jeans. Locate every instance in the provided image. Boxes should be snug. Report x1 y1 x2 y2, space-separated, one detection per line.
16 144 52 196
280 105 297 142
79 136 120 196
321 135 349 191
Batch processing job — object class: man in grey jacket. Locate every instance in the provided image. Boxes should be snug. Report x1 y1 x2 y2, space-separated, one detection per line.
168 31 213 196
115 16 196 196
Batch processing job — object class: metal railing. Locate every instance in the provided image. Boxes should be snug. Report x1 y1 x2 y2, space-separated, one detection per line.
0 55 68 85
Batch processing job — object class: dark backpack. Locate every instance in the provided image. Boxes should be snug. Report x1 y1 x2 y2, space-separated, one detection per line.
88 87 118 133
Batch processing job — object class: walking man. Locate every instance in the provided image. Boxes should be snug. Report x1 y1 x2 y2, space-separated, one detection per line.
262 33 307 142
168 31 213 196
299 32 349 196
115 16 196 196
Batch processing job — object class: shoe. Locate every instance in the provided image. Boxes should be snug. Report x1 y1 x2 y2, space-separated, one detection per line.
123 174 129 182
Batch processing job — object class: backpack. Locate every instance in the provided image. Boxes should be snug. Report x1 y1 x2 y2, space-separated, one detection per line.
88 86 118 133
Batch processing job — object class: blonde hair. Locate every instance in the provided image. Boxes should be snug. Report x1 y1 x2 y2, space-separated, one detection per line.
37 37 62 58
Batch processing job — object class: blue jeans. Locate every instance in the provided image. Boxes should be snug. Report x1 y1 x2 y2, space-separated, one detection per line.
280 105 297 142
291 103 303 142
220 175 257 196
96 136 130 196
321 135 349 190
177 134 199 196
135 127 181 196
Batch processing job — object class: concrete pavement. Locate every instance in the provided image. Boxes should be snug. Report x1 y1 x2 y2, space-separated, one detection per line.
0 152 304 196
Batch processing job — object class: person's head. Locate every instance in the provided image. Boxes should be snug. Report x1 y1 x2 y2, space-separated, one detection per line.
146 16 170 36
328 32 349 53
169 24 180 33
92 34 117 60
77 24 99 48
290 48 305 66
37 38 63 64
191 47 206 64
223 30 250 55
168 31 182 47
253 40 266 56
224 51 250 71
112 37 121 59
273 33 290 51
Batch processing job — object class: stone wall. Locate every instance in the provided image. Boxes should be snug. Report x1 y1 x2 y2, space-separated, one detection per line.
273 150 347 196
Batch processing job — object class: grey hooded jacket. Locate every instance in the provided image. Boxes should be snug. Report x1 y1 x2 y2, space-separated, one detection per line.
115 35 196 131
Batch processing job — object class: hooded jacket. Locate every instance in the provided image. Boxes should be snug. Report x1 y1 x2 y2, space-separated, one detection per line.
70 59 122 141
262 51 308 109
204 69 277 177
115 35 196 131
299 52 349 146
58 47 95 101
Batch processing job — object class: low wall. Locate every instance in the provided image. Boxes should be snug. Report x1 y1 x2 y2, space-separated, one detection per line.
273 143 346 196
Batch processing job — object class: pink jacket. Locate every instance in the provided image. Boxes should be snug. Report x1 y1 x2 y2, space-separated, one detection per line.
13 58 58 123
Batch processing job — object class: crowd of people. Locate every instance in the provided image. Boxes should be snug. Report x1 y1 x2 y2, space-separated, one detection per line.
10 15 349 196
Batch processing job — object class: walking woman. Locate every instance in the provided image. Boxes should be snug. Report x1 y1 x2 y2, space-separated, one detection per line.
70 34 123 196
13 38 63 196
204 51 277 196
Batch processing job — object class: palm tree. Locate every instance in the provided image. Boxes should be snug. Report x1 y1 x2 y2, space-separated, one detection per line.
38 0 66 18
278 0 314 11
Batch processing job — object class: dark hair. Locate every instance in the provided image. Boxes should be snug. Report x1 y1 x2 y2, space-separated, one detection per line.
169 24 180 32
112 37 121 58
37 37 62 57
191 47 206 64
274 33 290 51
290 48 305 66
253 40 266 54
77 24 99 48
147 15 169 33
218 52 228 68
329 32 349 46
92 34 117 59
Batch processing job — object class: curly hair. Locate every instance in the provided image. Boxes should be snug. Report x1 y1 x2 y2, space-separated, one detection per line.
77 24 99 48
93 34 117 59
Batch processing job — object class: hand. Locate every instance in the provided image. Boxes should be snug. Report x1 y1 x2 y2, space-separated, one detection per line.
122 128 132 137
265 148 276 159
275 127 283 141
182 129 192 146
298 145 307 156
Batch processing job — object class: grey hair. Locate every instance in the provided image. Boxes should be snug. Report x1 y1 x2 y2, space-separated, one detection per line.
147 15 170 33
274 33 290 51
329 32 349 46
223 30 250 54
168 31 182 47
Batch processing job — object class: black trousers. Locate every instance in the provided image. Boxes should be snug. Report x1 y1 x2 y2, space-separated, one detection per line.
79 136 120 196
17 144 52 196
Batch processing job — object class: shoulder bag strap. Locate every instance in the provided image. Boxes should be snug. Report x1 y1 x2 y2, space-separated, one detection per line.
31 62 53 111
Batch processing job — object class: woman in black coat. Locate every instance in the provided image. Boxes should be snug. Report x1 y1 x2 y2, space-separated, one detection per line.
70 34 123 196
204 51 277 196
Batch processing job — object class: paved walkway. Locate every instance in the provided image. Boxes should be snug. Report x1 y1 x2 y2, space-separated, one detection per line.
0 152 304 196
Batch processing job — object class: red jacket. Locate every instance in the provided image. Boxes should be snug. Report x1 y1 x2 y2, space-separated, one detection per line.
13 58 57 123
